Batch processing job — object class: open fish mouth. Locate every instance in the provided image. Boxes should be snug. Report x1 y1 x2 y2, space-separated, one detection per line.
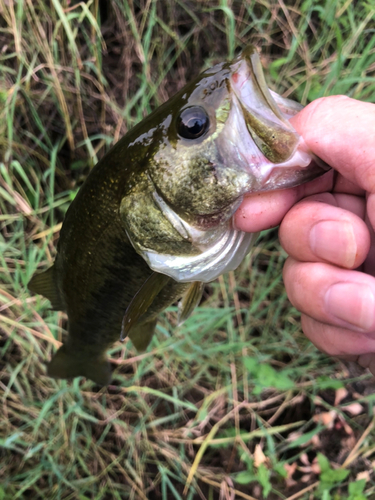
126 46 331 285
229 46 330 191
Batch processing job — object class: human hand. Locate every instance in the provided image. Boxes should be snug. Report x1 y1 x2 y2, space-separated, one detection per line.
235 96 375 374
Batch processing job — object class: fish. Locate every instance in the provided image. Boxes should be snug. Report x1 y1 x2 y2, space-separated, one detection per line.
28 46 329 385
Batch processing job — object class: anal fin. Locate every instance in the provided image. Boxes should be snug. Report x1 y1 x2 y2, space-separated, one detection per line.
28 265 64 311
178 281 203 325
128 319 157 352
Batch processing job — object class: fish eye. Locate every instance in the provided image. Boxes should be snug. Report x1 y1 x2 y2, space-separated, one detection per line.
177 106 209 140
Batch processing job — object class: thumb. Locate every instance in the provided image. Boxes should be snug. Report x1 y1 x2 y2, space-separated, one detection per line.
290 96 375 193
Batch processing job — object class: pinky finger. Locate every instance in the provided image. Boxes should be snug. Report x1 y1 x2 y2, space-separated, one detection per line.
300 314 375 358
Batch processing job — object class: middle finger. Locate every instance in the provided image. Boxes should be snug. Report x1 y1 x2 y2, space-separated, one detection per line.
279 194 370 269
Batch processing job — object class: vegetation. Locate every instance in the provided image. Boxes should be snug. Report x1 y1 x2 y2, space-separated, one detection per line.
1 0 375 498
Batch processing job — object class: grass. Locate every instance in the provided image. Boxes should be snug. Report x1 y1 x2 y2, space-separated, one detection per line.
1 0 375 498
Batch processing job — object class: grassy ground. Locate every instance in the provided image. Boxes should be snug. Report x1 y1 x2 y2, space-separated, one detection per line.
1 0 375 498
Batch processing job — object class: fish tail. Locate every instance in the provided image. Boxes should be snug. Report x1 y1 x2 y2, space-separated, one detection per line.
47 344 111 385
28 265 64 311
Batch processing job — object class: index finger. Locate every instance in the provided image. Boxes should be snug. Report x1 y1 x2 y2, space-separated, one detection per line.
290 96 375 193
234 169 332 232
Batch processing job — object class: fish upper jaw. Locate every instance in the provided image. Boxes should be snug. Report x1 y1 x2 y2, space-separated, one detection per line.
226 47 330 192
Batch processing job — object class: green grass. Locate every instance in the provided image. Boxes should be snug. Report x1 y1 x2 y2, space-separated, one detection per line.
1 0 375 498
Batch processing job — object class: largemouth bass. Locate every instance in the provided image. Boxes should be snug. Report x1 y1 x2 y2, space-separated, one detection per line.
29 46 329 385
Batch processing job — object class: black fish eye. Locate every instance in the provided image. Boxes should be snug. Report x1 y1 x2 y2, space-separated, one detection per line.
177 106 209 140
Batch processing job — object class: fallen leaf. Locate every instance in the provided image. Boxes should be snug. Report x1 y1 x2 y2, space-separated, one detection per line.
356 470 370 482
285 477 297 488
310 462 321 475
299 466 313 473
342 403 363 416
284 462 297 486
300 453 310 466
254 444 267 467
285 462 297 476
313 410 336 427
334 387 348 406
288 431 302 442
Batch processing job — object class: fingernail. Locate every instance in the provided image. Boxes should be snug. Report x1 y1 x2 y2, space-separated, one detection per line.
310 221 357 268
325 283 375 330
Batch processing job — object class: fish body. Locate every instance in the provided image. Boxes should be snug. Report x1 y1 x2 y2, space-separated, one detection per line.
29 47 328 384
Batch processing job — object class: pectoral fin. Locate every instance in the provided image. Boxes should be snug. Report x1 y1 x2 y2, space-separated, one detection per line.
120 272 170 341
47 344 111 385
28 265 64 311
178 281 203 325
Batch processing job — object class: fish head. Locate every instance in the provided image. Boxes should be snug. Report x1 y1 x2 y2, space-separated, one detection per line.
122 46 329 282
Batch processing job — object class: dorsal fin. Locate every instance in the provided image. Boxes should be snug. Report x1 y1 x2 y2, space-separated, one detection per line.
178 281 203 325
28 265 64 311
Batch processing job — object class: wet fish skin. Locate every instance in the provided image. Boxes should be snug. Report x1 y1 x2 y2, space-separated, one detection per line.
28 46 328 384
29 101 192 383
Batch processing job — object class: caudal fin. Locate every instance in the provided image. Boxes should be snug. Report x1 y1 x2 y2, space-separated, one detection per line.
47 344 111 385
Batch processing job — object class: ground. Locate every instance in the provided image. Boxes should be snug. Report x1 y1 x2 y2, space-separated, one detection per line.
1 1 375 498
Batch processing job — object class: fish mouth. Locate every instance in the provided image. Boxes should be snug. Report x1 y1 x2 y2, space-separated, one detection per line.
229 46 330 191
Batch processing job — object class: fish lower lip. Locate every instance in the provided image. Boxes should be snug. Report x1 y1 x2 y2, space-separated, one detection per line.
238 143 330 191
258 158 331 192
